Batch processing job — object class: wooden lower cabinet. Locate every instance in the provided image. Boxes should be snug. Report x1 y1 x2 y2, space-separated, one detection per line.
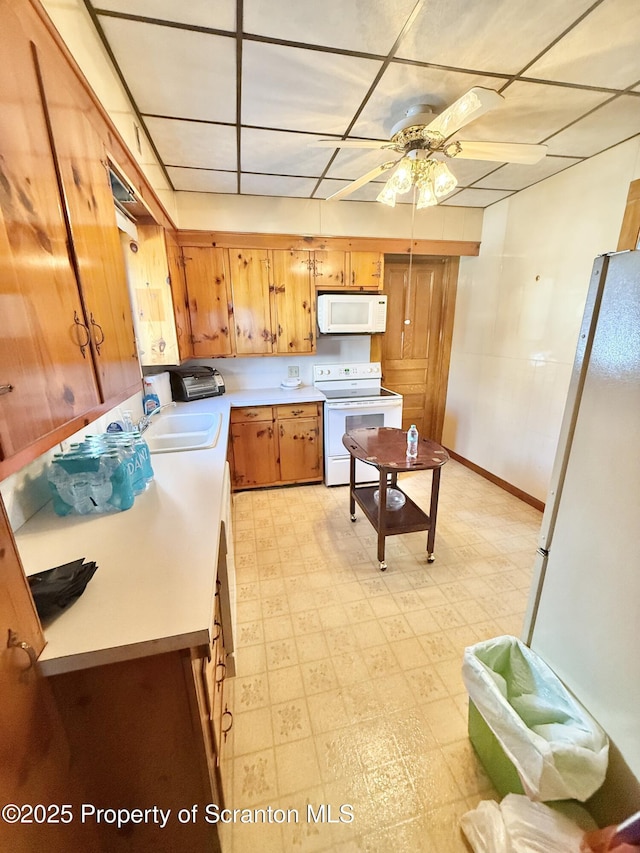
230 403 323 489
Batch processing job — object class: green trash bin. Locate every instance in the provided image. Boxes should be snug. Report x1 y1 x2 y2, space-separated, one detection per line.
462 635 609 802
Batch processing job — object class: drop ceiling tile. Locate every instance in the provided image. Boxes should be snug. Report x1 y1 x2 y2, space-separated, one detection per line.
526 0 640 89
144 117 237 170
94 0 236 30
544 95 640 157
440 188 514 207
241 174 319 197
450 80 610 145
242 41 382 134
438 158 505 186
473 156 582 190
99 16 236 121
241 128 335 177
167 168 237 193
350 63 510 139
243 0 418 54
395 0 596 74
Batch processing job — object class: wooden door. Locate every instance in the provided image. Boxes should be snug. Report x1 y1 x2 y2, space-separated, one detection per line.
380 258 458 440
0 6 100 460
35 41 140 402
165 229 193 361
270 250 315 354
184 247 234 357
349 251 384 290
228 248 274 354
278 417 322 483
122 223 180 366
230 420 278 488
313 250 347 287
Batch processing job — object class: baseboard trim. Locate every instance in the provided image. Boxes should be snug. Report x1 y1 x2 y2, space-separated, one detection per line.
445 449 545 512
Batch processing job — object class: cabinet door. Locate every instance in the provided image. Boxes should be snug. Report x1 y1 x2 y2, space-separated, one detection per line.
36 42 140 402
270 250 315 354
184 247 234 357
123 223 180 366
165 230 193 362
228 248 274 354
313 251 346 288
0 11 100 460
278 417 322 483
230 420 278 488
349 251 384 290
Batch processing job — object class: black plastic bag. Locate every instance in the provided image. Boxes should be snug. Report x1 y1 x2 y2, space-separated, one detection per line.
28 558 98 620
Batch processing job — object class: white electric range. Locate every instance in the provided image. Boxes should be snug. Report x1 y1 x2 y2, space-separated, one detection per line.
313 362 403 486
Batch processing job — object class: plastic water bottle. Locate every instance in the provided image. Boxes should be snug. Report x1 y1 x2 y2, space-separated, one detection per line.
406 424 419 460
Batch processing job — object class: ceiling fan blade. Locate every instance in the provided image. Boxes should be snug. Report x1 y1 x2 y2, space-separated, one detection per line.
310 138 391 149
325 160 400 201
427 87 504 138
448 140 547 164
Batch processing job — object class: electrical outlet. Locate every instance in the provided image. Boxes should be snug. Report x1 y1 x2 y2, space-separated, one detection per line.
288 365 299 378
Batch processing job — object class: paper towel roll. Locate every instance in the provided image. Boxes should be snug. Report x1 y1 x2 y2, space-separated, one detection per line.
143 372 172 406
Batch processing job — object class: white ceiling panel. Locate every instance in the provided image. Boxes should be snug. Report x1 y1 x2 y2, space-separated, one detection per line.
526 0 640 89
441 157 506 186
440 188 514 206
244 0 418 54
544 95 640 157
395 0 596 74
168 168 237 193
241 174 319 197
241 129 336 177
350 63 510 139
451 81 610 145
99 16 236 122
473 156 582 190
242 41 382 133
96 1 236 30
144 117 237 170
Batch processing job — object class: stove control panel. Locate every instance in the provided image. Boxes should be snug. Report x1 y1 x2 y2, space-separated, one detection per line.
313 362 381 381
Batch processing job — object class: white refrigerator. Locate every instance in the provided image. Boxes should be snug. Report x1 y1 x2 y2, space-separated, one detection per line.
522 250 640 821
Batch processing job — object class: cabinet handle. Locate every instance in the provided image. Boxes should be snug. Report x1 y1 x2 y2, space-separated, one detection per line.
89 313 105 355
7 629 37 669
222 706 233 740
351 270 355 286
212 619 222 643
291 409 304 416
215 659 226 688
73 311 91 358
0 384 14 396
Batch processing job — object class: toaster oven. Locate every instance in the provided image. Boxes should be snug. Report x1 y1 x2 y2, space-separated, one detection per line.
168 367 225 401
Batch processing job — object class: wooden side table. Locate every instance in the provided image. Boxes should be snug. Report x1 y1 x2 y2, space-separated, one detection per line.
342 427 449 571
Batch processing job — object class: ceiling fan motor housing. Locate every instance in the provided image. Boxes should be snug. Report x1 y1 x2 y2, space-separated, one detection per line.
390 104 445 151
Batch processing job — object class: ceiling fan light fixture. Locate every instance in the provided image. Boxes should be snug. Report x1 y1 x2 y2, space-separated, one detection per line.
416 179 437 209
432 162 458 198
386 157 414 195
376 184 397 207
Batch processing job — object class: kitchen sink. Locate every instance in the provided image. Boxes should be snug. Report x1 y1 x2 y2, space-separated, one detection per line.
144 412 222 453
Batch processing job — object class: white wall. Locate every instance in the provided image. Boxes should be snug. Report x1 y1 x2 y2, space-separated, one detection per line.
443 137 640 502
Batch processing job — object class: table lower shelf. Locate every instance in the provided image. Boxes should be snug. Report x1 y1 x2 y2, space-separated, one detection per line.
351 485 432 536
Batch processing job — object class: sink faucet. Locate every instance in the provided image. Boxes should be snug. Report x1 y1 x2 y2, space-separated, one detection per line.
137 402 177 434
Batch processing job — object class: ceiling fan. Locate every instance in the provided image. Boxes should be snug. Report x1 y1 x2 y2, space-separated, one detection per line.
313 87 547 207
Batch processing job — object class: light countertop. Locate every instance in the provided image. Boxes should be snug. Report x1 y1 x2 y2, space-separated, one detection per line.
15 386 325 676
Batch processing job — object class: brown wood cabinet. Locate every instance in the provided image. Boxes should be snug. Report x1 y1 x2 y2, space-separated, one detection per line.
228 249 274 354
348 251 384 290
271 250 315 353
229 402 323 489
183 246 234 357
165 230 194 362
311 251 384 290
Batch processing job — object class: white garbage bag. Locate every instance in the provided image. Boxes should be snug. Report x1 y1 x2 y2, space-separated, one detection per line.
460 793 588 853
462 636 608 801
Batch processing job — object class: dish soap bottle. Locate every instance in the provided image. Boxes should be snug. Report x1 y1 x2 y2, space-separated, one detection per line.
406 424 419 460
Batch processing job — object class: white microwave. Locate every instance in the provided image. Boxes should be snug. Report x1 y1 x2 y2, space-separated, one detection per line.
317 293 387 334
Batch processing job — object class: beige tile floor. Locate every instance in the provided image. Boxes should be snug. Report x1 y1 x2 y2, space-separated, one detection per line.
219 460 542 853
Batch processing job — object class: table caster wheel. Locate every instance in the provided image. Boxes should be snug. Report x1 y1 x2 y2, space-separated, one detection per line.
350 514 357 522
427 553 435 563
379 561 387 571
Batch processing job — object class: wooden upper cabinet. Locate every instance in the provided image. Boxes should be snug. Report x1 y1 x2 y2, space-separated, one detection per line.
312 251 347 287
618 178 640 251
349 251 384 290
228 249 274 354
184 247 234 357
165 230 193 362
34 42 140 403
270 250 315 354
0 10 100 460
